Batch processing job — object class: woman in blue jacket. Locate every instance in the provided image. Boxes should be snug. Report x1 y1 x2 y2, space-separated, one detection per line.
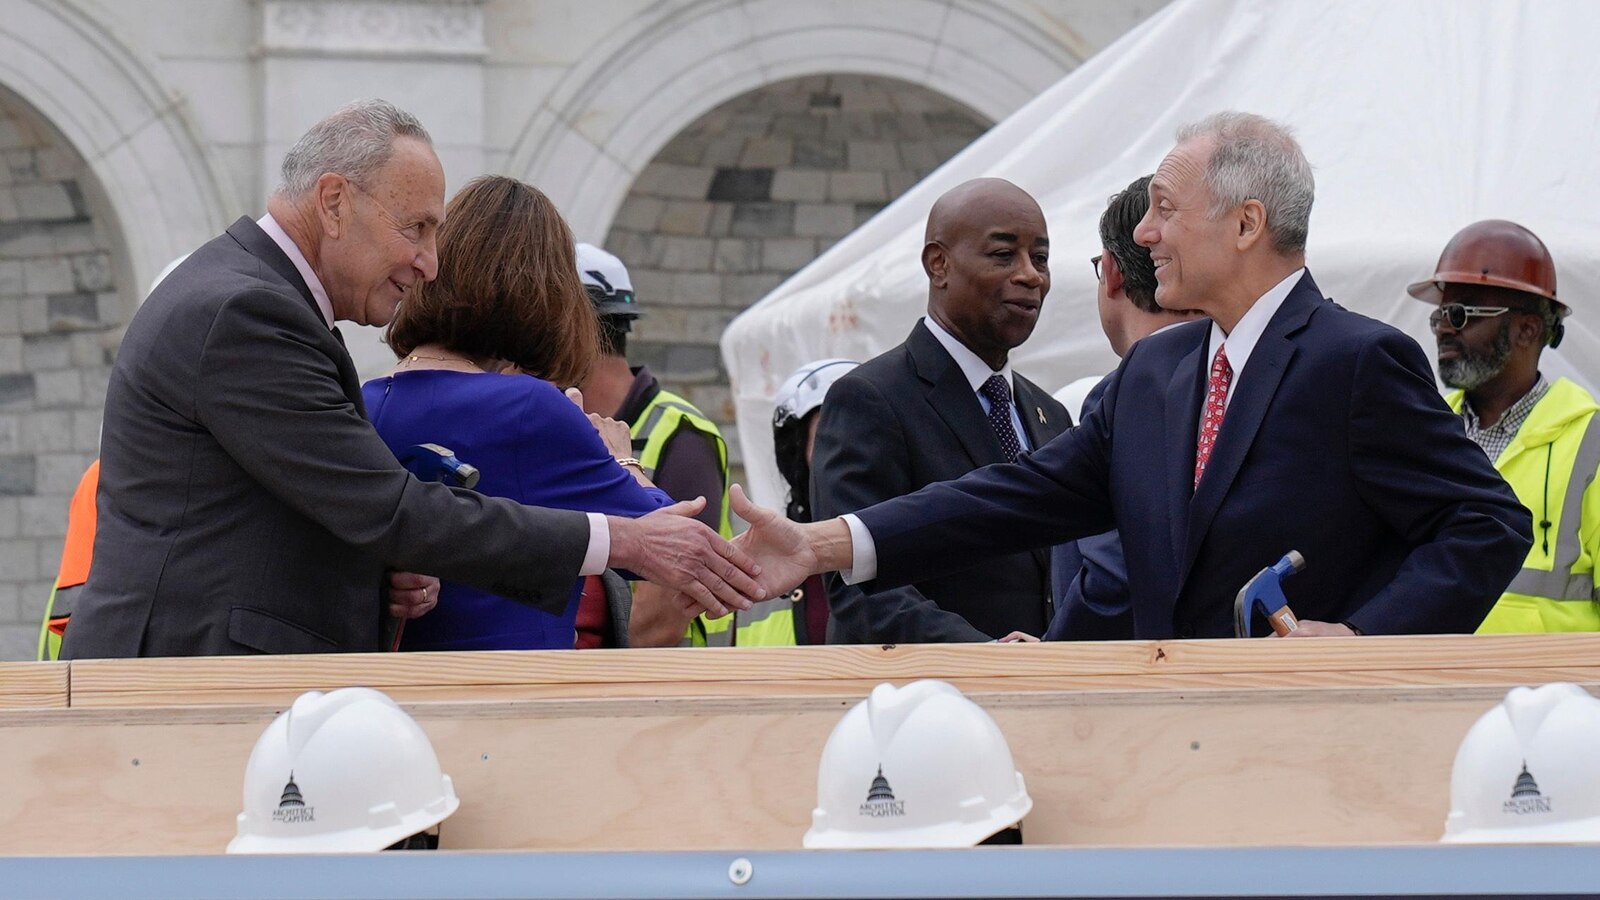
364 175 670 650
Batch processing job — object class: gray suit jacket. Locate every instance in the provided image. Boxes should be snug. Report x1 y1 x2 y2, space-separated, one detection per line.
63 218 591 658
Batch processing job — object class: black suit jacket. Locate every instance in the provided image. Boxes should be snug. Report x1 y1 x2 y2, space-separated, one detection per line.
854 273 1532 638
811 320 1070 642
63 218 591 658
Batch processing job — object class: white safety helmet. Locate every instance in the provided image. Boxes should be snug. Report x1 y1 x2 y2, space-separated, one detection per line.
804 680 1031 849
575 242 639 319
1441 682 1600 843
228 687 459 854
773 358 859 427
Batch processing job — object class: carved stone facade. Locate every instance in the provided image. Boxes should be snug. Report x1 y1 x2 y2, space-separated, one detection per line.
0 0 1163 659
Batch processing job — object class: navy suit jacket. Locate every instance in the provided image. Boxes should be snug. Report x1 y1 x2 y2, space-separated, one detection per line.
1044 376 1134 641
857 272 1532 638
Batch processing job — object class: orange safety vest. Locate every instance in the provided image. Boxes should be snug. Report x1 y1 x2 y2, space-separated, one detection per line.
38 459 97 660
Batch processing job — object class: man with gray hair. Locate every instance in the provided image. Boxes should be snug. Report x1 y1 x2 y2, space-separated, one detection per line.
727 111 1531 639
64 99 761 658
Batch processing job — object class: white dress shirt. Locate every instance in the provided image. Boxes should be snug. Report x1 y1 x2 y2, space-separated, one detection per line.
1202 267 1305 412
256 213 610 575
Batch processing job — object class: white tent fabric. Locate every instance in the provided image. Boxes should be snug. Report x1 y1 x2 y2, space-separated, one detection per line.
721 0 1600 509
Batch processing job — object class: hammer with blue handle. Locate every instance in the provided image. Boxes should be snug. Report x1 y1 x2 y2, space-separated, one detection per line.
1233 550 1304 637
386 443 480 651
398 443 480 489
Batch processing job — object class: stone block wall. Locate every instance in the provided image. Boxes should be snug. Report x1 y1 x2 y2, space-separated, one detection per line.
0 91 124 660
603 74 990 479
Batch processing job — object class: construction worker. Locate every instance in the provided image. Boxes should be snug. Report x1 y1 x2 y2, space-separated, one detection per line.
1410 220 1600 633
804 679 1032 848
772 359 859 644
229 687 459 853
35 460 97 661
1441 682 1600 843
575 243 796 647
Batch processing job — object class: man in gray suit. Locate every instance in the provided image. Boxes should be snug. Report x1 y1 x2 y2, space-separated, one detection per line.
64 100 759 658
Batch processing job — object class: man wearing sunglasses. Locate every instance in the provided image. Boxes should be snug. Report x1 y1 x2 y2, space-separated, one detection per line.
1410 220 1600 633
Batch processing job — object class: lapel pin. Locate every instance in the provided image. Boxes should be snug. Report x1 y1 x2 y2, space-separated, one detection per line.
1036 407 1047 424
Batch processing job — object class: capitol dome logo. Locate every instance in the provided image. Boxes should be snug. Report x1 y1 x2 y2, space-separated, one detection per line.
1503 762 1552 816
858 765 906 818
272 772 316 825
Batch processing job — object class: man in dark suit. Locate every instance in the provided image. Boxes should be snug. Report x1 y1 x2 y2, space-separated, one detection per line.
64 100 759 658
810 178 1069 643
1045 174 1203 641
733 112 1530 639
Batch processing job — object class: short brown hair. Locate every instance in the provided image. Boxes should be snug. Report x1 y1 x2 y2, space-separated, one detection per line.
387 175 598 386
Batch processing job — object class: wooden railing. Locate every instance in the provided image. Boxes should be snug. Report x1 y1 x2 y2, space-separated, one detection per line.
2 634 1598 855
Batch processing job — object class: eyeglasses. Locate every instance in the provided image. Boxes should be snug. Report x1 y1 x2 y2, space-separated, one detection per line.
1428 303 1536 330
1090 255 1103 281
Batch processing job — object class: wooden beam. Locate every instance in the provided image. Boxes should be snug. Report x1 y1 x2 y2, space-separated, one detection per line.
0 661 68 709
64 634 1600 708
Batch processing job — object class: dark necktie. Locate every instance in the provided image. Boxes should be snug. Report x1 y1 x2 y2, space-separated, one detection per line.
1194 345 1232 487
979 374 1023 462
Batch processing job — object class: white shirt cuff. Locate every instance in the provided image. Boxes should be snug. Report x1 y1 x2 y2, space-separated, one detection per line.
580 512 609 576
842 513 877 584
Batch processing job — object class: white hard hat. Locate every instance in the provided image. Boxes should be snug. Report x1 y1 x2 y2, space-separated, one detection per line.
576 242 639 318
774 358 858 425
1441 682 1600 843
228 687 459 853
803 680 1032 848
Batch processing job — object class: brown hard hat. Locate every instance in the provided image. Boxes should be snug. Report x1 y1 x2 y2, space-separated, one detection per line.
1407 219 1565 315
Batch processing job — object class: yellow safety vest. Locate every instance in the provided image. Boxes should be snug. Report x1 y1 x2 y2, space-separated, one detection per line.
628 388 797 647
1448 378 1600 632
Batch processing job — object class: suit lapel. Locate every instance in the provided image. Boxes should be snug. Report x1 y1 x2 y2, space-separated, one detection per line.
1178 276 1320 587
1013 375 1068 582
1164 336 1208 562
908 322 1006 467
1015 376 1065 445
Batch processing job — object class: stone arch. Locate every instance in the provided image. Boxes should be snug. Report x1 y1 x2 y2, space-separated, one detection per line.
594 73 991 465
0 1 237 299
508 0 1084 241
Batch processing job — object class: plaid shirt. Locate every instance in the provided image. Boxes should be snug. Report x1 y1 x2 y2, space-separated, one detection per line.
1461 374 1550 462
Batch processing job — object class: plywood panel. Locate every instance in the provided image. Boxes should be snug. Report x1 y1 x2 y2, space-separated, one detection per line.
0 682 1540 855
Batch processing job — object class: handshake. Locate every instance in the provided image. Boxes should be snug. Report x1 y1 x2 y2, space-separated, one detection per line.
604 484 848 619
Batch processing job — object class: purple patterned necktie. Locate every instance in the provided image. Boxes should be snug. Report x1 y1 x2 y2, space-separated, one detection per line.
979 374 1023 462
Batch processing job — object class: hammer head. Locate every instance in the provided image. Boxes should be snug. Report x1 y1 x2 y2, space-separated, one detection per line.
1233 550 1305 638
399 442 481 489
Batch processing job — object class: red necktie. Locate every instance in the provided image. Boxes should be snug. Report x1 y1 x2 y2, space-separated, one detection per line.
1194 345 1232 488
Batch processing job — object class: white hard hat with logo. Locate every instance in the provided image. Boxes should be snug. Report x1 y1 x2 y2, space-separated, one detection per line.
228 687 459 853
804 679 1031 848
1441 682 1600 843
773 358 858 427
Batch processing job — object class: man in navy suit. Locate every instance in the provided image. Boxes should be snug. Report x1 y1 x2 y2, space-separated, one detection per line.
1045 173 1203 641
732 112 1530 639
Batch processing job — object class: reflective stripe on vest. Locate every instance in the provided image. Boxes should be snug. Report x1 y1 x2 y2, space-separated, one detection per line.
1502 412 1600 602
628 389 732 539
683 590 800 647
